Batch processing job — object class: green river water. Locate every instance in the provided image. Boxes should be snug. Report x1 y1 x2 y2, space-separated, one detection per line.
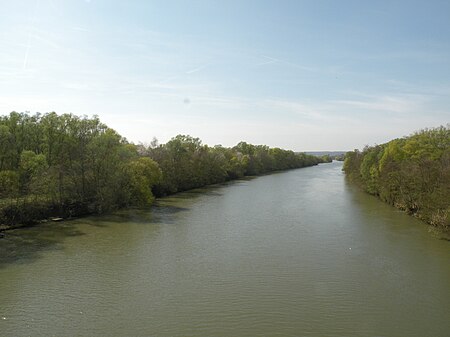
0 161 449 336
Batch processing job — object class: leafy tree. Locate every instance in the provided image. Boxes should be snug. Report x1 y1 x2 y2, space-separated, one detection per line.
0 111 326 226
0 170 19 199
123 157 162 206
344 126 450 232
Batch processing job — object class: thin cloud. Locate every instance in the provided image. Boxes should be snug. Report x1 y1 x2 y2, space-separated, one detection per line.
255 54 329 73
71 26 89 32
159 62 212 85
333 94 427 114
29 33 60 50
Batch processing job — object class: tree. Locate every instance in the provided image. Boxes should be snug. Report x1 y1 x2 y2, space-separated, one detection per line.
343 126 450 232
123 157 162 206
0 170 19 200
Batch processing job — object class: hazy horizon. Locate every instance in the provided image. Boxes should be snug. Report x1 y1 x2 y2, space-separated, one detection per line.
1 0 449 151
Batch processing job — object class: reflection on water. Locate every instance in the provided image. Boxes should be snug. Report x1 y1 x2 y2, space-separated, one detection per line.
1 162 449 337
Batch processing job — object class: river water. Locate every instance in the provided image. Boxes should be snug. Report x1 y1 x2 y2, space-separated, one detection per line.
0 161 449 336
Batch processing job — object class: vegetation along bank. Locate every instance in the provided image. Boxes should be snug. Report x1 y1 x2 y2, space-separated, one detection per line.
343 126 450 234
0 112 330 230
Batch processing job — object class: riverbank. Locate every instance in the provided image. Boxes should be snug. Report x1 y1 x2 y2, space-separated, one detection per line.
343 126 449 236
0 163 329 236
0 199 92 234
1 112 332 234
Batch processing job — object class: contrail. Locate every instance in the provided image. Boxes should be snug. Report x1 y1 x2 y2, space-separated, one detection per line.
22 33 33 71
22 0 39 71
257 54 316 72
256 55 279 66
185 62 211 74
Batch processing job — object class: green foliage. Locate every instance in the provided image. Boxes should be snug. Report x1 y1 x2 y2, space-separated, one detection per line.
0 112 162 225
343 126 450 232
0 170 19 199
0 112 325 226
148 135 323 196
320 154 333 163
123 157 162 206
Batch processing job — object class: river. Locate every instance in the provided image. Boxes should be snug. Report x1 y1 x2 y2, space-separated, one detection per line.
0 161 449 336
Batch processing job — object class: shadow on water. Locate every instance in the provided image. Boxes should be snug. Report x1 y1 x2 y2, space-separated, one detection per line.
0 222 86 269
181 189 223 197
0 203 192 269
162 180 249 200
343 178 450 242
0 175 270 269
100 203 191 225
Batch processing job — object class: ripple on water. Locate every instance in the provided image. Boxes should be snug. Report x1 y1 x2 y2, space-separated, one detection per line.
1 162 449 337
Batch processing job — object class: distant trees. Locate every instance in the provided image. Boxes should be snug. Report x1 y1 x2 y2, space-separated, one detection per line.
343 126 450 232
146 136 325 196
0 112 326 227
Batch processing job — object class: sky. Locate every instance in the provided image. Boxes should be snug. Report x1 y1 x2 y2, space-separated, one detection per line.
0 0 449 151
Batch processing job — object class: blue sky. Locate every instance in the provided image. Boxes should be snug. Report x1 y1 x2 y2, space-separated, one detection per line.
0 0 449 150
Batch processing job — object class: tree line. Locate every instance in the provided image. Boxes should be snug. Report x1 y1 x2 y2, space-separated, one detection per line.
0 112 329 227
343 126 450 233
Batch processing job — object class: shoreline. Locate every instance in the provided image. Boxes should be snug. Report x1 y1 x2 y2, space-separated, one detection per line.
0 163 328 236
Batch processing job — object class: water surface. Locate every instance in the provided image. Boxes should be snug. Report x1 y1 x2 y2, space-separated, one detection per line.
1 161 449 336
